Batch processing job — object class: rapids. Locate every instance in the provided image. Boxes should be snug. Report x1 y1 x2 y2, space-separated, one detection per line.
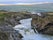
14 18 53 40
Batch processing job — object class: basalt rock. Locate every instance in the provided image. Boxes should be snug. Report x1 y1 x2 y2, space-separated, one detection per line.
31 12 53 35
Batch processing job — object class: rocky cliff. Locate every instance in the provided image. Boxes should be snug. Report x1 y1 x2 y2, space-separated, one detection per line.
31 12 53 35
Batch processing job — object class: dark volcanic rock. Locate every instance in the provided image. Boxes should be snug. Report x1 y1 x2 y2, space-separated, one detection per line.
31 12 53 35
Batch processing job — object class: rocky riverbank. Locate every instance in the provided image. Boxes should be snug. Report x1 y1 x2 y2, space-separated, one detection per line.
31 12 53 35
0 10 33 27
0 10 34 40
0 10 53 40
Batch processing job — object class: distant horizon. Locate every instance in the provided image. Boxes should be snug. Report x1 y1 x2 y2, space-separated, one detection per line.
0 2 52 5
0 0 53 4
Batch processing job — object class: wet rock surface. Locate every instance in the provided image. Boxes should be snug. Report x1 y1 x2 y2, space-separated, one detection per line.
31 12 53 35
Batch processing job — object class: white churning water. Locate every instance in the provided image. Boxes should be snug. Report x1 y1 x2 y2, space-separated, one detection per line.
14 18 53 40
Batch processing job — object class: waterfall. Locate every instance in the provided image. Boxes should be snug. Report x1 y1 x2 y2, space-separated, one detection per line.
13 18 36 40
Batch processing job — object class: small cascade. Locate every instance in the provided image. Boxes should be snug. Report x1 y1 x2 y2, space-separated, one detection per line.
14 18 53 40
32 25 39 33
34 28 38 33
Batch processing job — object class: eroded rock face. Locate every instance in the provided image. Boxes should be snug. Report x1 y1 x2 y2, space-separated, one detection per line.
0 26 23 40
0 11 32 27
0 10 34 40
0 32 9 40
0 32 23 40
31 12 53 35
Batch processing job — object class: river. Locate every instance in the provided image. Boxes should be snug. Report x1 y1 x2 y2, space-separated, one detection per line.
14 18 53 40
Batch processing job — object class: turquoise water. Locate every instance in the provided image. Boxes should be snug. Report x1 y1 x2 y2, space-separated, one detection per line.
0 5 53 12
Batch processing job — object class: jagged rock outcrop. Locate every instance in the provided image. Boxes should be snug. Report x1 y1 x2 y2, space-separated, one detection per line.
31 12 53 35
0 10 35 40
0 10 33 27
0 25 23 40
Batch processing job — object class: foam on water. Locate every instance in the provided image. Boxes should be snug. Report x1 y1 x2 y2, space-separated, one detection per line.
14 18 53 40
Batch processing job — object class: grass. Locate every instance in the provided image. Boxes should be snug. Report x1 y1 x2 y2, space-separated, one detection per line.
0 13 11 22
0 11 31 25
